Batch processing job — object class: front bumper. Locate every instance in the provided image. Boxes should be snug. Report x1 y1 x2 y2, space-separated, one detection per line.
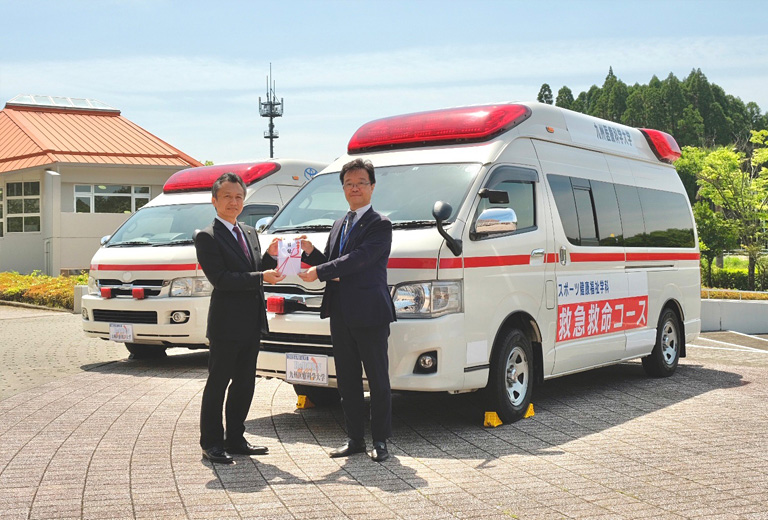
257 311 475 392
81 294 210 346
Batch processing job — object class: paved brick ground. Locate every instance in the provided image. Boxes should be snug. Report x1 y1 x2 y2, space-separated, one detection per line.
2 305 768 519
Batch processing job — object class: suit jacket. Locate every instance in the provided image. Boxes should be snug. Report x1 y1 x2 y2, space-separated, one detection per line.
194 219 268 342
304 207 396 328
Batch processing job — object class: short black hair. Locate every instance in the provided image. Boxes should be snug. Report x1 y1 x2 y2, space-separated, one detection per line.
339 158 375 185
212 172 246 198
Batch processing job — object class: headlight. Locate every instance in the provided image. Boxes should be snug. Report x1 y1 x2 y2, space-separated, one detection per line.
392 281 462 318
170 276 213 297
87 275 99 295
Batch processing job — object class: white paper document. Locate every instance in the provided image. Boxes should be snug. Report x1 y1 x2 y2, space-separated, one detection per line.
276 238 303 275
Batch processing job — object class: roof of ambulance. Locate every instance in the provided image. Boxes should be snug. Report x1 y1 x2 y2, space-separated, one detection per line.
320 101 662 172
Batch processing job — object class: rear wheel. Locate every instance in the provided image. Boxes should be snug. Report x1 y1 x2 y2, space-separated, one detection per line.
486 329 534 423
125 343 167 359
292 384 340 406
642 308 681 377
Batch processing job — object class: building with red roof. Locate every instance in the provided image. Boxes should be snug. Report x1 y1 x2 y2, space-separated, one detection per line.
0 95 202 274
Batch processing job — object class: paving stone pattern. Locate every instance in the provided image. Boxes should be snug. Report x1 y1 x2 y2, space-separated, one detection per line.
1 306 768 519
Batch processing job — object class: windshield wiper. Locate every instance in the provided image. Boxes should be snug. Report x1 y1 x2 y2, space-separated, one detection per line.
107 240 150 247
392 220 436 229
156 239 195 246
271 224 332 233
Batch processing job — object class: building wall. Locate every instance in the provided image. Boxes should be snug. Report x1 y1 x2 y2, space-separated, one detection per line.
1 163 186 275
0 167 44 273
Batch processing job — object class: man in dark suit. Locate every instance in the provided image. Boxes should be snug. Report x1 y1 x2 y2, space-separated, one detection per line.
298 158 396 462
195 172 285 464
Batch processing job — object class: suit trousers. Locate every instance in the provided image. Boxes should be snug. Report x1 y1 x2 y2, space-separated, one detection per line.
329 291 392 443
199 338 259 449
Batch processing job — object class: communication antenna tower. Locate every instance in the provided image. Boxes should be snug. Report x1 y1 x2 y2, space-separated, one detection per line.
259 64 283 158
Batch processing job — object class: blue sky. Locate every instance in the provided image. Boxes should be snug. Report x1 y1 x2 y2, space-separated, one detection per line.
1 0 766 166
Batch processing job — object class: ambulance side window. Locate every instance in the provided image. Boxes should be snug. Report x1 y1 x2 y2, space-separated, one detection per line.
548 174 623 247
471 166 537 240
240 204 279 229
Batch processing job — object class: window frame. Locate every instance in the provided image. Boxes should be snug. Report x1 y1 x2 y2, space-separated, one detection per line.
547 173 695 249
470 165 539 241
74 184 151 214
5 181 41 233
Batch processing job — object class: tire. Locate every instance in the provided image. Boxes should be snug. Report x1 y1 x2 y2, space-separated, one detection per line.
292 384 340 406
642 308 681 377
125 343 167 359
486 329 534 423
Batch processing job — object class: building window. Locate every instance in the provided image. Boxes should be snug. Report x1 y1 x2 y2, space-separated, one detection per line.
6 181 40 233
0 186 4 237
75 185 150 214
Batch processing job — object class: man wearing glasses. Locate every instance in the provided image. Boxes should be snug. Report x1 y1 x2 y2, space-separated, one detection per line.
298 158 396 462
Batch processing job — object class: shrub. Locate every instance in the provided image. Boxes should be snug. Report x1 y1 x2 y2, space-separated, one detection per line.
0 271 87 310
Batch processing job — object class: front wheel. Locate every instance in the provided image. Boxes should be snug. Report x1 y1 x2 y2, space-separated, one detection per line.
642 308 681 377
125 343 167 359
292 384 340 406
486 329 534 423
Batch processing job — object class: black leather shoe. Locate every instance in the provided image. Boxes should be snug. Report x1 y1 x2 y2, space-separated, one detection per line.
202 446 233 464
370 441 389 462
225 441 268 455
329 439 366 458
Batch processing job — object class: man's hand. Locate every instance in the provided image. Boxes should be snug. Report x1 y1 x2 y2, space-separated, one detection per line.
298 266 318 282
266 237 280 257
263 269 286 284
296 234 314 255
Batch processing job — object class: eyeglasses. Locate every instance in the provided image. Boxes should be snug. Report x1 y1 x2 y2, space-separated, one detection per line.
342 182 371 190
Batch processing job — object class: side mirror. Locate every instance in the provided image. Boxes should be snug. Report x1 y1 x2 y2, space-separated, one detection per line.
100 235 111 246
256 216 273 233
431 201 462 256
475 207 517 235
432 200 453 222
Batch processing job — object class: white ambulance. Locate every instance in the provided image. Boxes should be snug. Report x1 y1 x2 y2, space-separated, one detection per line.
81 159 327 357
258 102 701 422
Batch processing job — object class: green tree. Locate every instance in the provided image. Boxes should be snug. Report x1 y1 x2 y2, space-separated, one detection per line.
537 83 553 105
675 145 706 204
696 146 768 290
555 86 574 110
661 73 686 134
693 201 738 287
621 88 645 127
677 106 705 147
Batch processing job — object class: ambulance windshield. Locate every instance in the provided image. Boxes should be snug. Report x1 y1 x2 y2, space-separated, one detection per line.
106 203 216 247
268 163 481 233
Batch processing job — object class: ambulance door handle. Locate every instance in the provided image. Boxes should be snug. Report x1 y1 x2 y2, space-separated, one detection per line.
559 246 567 265
530 248 545 266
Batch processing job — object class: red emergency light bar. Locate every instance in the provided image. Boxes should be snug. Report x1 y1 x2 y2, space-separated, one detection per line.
348 104 532 154
639 129 681 163
163 162 282 193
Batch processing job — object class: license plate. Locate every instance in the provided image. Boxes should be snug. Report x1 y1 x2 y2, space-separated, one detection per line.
109 323 134 342
286 353 328 386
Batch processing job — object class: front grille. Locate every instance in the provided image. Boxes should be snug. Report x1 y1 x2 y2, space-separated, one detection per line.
260 331 333 356
92 310 158 324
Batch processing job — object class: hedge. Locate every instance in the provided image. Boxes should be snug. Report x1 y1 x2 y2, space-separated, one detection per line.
0 271 88 310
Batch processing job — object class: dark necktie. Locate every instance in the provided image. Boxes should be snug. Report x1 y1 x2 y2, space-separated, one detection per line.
232 224 251 260
339 210 356 252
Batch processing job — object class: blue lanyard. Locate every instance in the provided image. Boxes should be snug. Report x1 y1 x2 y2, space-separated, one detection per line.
339 215 357 253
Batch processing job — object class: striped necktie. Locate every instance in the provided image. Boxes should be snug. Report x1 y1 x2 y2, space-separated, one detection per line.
233 224 251 260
